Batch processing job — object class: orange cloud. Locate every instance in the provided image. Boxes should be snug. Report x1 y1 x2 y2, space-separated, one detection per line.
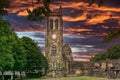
63 12 87 22
63 28 93 37
17 7 34 16
61 1 120 13
97 6 120 13
62 2 88 10
65 28 93 33
86 12 120 25
101 25 109 29
17 10 28 16
7 1 120 21
7 0 43 15
60 2 120 23
86 15 110 25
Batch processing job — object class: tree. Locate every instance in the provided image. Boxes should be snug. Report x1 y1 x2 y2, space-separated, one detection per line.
20 37 48 78
0 17 15 80
27 0 51 21
12 38 26 80
107 45 120 59
90 52 108 61
88 0 104 7
0 0 9 15
91 44 120 62
105 28 120 41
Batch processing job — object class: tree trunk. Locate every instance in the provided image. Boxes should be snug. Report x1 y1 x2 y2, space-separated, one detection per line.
13 71 15 80
1 71 4 80
20 71 22 79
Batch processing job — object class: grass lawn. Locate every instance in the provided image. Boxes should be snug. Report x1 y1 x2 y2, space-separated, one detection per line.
25 76 109 80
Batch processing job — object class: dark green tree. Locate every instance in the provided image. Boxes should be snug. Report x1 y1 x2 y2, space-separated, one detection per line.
12 38 27 80
21 37 48 78
88 0 104 7
0 17 15 80
27 0 51 21
107 45 120 59
90 52 108 61
0 0 9 15
91 45 120 62
105 28 120 41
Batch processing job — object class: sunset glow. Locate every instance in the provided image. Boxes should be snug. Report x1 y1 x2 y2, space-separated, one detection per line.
3 0 120 62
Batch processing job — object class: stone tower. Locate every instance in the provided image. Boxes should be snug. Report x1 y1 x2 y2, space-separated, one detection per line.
45 6 65 77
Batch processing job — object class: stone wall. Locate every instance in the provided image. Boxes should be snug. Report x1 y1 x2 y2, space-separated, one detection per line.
70 60 120 79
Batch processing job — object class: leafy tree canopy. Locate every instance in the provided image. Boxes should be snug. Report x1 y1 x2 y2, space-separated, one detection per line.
12 38 27 72
105 28 120 41
20 37 48 77
91 44 120 62
27 0 52 21
0 0 9 15
89 0 104 7
0 17 15 71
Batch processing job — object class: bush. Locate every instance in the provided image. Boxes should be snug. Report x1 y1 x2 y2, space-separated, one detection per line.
26 71 43 78
0 75 11 80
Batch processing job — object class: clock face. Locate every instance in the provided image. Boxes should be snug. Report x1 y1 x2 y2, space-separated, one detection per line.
52 33 57 39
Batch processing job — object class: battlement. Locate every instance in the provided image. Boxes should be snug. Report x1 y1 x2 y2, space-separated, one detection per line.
50 6 62 16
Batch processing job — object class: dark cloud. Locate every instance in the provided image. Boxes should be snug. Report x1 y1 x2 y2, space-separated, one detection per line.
104 0 120 8
2 0 120 61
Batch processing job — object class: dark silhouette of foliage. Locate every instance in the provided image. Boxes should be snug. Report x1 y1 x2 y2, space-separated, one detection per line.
91 45 120 62
0 0 10 15
27 0 51 21
88 0 104 7
105 28 120 41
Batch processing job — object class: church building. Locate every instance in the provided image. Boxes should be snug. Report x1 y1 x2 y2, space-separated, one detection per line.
45 6 72 77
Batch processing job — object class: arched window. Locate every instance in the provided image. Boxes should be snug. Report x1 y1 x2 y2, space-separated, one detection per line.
51 62 57 69
50 19 53 29
51 45 57 56
55 19 58 29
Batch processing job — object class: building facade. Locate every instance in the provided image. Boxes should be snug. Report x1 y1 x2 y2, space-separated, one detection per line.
63 44 73 74
45 6 66 77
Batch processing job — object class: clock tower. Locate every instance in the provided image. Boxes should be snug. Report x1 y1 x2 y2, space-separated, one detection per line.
45 6 65 77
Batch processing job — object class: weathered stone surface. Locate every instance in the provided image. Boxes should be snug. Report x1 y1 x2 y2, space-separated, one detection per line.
45 6 73 77
69 60 120 79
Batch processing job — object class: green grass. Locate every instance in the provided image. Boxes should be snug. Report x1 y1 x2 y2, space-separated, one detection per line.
25 76 109 80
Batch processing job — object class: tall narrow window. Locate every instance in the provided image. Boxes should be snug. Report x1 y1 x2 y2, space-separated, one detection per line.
50 19 53 29
51 46 57 56
55 19 58 29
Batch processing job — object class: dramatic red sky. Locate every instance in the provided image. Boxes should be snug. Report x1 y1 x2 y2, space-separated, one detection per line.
3 0 120 61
